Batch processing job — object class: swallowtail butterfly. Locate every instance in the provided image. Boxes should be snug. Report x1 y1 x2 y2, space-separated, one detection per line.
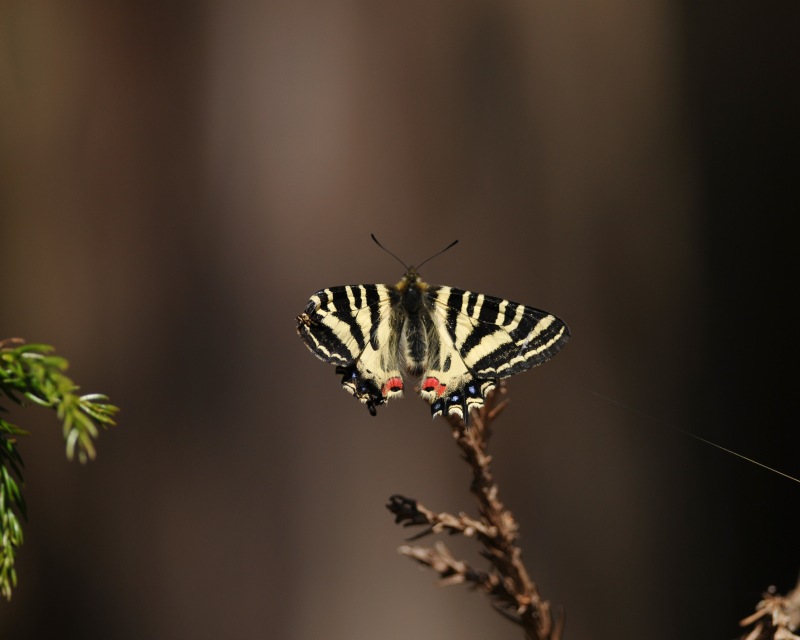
296 239 570 423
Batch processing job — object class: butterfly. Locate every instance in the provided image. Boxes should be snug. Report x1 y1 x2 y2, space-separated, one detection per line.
296 239 570 423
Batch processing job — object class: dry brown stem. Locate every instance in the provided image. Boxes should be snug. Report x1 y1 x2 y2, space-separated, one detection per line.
387 382 563 640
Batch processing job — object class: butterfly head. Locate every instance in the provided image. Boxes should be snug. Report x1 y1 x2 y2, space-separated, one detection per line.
395 266 430 295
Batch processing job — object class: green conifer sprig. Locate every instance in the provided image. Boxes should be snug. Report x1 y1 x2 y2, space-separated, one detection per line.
0 338 118 600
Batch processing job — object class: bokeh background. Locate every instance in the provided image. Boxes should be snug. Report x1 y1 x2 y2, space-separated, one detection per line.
1 2 796 639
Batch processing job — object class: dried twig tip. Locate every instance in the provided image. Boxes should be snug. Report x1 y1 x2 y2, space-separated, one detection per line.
740 581 800 640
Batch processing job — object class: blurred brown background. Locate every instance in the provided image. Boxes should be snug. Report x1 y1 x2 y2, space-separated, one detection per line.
1 2 796 639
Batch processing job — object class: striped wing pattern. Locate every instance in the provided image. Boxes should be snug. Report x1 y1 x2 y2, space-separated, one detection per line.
297 284 389 365
297 274 569 423
297 284 405 415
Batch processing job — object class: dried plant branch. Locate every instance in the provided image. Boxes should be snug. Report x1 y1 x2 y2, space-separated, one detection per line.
399 541 500 591
740 580 800 640
386 382 564 640
387 494 497 541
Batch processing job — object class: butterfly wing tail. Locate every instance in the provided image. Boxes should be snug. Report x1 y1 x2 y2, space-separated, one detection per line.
335 364 404 416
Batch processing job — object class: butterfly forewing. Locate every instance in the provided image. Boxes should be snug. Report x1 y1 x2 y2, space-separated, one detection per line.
429 287 569 378
297 285 388 365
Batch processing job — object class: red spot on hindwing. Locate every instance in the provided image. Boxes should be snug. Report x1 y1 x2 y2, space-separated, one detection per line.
381 377 404 396
422 377 447 397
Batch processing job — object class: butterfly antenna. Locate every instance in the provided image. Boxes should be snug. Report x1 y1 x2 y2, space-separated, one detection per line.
417 239 459 270
371 234 409 270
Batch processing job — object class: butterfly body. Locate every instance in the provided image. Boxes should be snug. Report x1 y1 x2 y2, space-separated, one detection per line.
297 267 569 422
